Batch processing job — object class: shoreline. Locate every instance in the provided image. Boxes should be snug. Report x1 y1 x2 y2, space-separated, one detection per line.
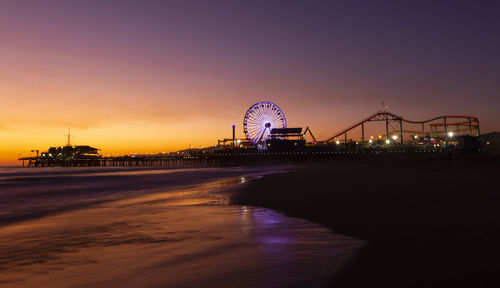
0 166 358 287
232 155 500 287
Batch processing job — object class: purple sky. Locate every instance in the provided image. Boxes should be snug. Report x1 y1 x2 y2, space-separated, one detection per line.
1 0 499 161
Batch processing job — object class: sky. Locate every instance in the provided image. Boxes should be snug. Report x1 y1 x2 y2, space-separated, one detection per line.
1 0 499 164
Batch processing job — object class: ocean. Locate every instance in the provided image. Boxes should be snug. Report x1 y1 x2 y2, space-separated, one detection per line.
0 166 363 287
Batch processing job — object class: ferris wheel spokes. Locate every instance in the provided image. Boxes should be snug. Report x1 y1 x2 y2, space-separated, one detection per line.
243 101 287 144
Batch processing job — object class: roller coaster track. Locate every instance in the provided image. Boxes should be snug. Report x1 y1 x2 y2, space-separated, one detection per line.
325 111 479 143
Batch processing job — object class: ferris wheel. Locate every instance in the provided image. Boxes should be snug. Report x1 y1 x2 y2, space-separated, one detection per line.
243 101 287 144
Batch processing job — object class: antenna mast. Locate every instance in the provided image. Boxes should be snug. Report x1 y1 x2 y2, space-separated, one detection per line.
381 101 389 112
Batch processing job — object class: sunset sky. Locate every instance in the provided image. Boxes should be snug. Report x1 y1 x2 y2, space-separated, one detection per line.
1 0 499 164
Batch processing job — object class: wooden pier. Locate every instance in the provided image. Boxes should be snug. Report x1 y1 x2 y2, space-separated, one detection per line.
18 147 488 168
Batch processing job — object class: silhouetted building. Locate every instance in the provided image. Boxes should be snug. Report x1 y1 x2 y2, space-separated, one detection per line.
266 128 306 152
457 136 481 151
43 145 100 160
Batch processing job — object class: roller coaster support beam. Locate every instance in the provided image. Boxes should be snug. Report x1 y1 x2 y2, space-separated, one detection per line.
444 118 448 147
477 119 481 137
361 123 365 142
385 118 389 140
400 119 403 144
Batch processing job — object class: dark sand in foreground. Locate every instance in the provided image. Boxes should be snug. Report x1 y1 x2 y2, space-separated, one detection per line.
233 154 500 287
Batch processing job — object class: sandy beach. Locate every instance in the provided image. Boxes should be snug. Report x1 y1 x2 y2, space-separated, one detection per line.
232 154 500 287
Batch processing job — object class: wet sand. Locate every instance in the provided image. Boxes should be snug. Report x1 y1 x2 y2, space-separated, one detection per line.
0 167 364 287
233 155 500 287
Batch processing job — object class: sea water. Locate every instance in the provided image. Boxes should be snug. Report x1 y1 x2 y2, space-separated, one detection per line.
0 166 363 287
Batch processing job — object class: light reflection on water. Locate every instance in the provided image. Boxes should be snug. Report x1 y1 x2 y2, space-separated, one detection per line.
0 167 364 287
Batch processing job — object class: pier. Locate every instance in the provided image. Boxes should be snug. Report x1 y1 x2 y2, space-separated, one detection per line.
18 147 488 168
18 107 488 168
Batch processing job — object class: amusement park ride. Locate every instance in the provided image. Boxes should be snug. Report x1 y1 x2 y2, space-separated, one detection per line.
19 101 486 167
217 101 316 151
217 101 481 151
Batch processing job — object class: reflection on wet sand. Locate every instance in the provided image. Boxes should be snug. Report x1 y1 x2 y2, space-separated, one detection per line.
0 168 364 287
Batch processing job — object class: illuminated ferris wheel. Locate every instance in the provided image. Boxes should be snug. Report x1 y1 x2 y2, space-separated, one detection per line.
243 101 287 144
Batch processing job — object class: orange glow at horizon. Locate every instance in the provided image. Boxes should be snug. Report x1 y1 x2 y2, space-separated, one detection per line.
1 1 499 165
